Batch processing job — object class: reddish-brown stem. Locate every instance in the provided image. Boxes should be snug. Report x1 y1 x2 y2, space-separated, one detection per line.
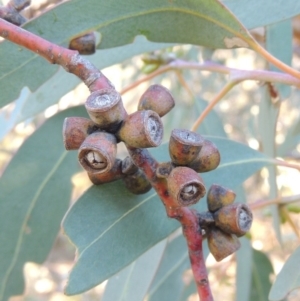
127 146 213 301
0 18 112 92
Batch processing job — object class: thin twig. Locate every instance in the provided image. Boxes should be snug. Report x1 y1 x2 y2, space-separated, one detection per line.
120 59 300 97
190 81 238 131
127 146 214 301
0 18 112 92
250 194 300 210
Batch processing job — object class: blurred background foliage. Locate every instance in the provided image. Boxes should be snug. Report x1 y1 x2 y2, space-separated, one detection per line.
0 0 300 300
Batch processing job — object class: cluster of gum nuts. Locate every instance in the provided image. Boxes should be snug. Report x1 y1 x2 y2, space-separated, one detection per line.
62 84 253 261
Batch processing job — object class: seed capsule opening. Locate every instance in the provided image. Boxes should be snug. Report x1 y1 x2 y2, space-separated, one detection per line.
78 132 117 174
146 114 163 146
168 167 206 207
85 151 107 169
238 205 253 233
180 183 204 204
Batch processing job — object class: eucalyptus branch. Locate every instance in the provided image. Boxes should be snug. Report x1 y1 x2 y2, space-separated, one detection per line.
0 18 112 92
272 158 300 172
250 194 300 210
127 146 214 301
120 59 300 97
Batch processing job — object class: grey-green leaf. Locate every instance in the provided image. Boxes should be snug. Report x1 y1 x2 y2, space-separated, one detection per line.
147 235 190 301
250 249 274 301
0 106 85 301
269 246 300 301
62 183 179 295
236 237 253 301
224 0 300 30
102 239 166 301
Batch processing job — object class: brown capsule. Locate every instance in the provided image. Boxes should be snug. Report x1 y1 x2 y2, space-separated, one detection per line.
122 169 152 195
88 159 123 185
69 32 96 55
85 88 127 132
213 203 253 236
207 184 236 212
169 129 204 166
188 139 220 172
207 227 241 262
137 84 175 117
62 117 100 150
117 110 163 148
78 132 117 174
167 166 206 207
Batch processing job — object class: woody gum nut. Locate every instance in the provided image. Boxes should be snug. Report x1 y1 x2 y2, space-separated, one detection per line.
167 166 206 206
69 32 96 55
117 110 163 148
88 159 123 185
213 203 253 236
137 84 175 117
62 117 100 150
78 132 117 174
188 139 220 172
207 227 241 262
122 169 152 194
207 184 236 212
85 88 127 132
169 129 204 166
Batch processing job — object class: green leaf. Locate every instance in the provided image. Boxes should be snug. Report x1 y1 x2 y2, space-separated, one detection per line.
266 20 292 99
250 249 274 301
102 239 167 301
0 0 255 108
236 237 253 301
147 237 209 301
269 246 300 301
224 0 300 30
62 183 178 295
0 106 85 301
63 137 271 295
147 235 190 301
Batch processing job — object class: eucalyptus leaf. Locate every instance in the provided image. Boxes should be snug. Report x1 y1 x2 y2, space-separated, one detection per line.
269 246 300 301
250 249 274 301
102 239 167 301
236 237 253 301
224 0 300 30
62 183 178 295
0 106 85 301
147 235 190 301
63 137 272 295
0 0 254 108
